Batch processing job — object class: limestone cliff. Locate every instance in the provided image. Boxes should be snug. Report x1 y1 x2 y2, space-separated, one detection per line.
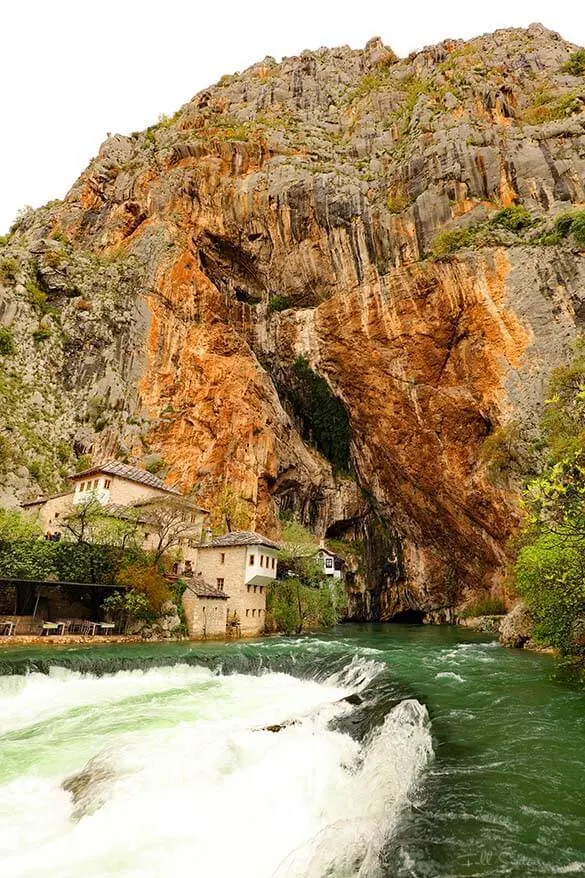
1 23 585 617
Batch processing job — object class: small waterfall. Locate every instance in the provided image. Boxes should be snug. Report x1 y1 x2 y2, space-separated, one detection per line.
0 642 432 878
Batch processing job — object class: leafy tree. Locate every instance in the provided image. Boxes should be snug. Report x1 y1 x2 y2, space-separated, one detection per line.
61 500 141 547
0 508 43 542
0 539 57 580
116 562 171 612
102 589 154 633
267 519 345 634
209 487 250 533
139 497 204 561
266 577 341 635
512 337 585 653
515 531 585 653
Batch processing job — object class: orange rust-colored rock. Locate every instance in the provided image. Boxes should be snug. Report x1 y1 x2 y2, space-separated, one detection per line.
3 25 585 615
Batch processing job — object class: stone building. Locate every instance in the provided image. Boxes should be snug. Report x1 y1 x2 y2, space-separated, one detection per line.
182 576 229 639
316 545 345 580
17 463 282 639
194 531 279 636
21 461 208 568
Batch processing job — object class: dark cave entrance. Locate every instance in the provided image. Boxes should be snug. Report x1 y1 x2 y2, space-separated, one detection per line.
388 609 426 624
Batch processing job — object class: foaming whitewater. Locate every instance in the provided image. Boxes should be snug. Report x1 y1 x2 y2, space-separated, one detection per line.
0 655 432 878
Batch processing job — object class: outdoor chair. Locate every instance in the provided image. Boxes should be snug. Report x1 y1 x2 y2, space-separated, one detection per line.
0 620 16 636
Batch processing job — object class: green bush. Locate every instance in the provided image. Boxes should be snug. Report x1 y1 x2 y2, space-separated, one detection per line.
515 531 585 653
75 454 93 472
0 257 18 283
102 589 154 633
430 227 475 259
26 279 48 312
562 49 585 76
0 326 14 356
572 213 585 247
551 210 585 248
490 205 533 231
268 295 290 313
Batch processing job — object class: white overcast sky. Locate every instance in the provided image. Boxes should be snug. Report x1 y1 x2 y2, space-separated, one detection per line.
1 1 584 233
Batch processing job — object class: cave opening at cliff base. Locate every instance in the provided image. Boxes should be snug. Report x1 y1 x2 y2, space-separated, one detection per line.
388 609 426 624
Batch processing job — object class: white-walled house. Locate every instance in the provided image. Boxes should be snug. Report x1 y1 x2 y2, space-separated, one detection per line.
193 531 279 636
21 461 208 568
316 546 345 580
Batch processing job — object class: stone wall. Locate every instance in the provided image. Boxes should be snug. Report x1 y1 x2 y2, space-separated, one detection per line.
196 545 266 635
182 590 227 638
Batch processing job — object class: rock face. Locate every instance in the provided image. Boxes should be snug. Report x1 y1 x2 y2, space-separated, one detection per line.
499 602 535 648
1 24 585 616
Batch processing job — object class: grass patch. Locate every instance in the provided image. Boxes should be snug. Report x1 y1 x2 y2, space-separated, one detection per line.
522 90 583 124
459 597 506 618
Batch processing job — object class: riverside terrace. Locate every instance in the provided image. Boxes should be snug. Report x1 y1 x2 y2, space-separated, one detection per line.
0 577 128 637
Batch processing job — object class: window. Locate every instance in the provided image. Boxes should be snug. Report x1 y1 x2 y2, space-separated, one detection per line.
104 479 111 489
93 479 99 489
216 578 224 591
252 609 256 617
325 558 333 568
258 609 262 616
271 557 275 569
260 555 264 567
246 609 249 617
220 553 225 565
249 555 255 565
247 585 251 593
253 585 257 593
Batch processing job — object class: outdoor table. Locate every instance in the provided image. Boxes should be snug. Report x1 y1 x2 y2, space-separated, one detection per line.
98 623 115 635
41 622 59 635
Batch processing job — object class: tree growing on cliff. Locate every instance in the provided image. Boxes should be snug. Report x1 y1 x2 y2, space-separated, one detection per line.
513 337 585 654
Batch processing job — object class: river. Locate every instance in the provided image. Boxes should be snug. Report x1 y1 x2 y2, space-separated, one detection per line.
0 624 583 877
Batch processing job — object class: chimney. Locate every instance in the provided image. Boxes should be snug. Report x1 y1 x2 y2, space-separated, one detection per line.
204 528 213 544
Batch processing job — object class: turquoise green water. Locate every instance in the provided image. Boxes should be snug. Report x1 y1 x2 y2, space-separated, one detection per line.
0 624 583 877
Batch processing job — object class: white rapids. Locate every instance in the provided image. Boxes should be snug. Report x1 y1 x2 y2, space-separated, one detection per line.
0 660 432 878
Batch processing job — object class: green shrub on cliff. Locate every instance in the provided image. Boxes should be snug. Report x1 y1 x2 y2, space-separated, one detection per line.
544 210 585 248
268 294 290 313
430 227 475 259
490 205 533 231
277 357 352 474
512 338 585 653
0 326 14 356
562 49 585 76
